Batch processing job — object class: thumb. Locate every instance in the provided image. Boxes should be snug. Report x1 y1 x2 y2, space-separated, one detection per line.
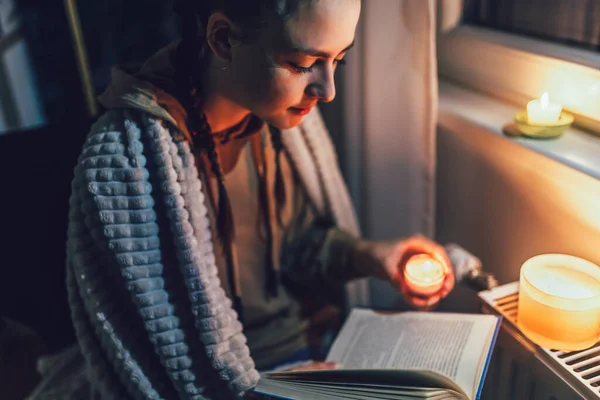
407 294 441 308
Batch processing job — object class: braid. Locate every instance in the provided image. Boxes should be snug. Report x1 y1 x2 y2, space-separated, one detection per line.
174 0 235 247
171 0 310 307
269 126 286 228
202 122 236 245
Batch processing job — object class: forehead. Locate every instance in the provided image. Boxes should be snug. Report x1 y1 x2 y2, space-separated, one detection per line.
277 0 361 53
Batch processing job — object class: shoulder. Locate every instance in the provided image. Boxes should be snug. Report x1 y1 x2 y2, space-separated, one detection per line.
73 108 170 191
73 108 193 194
77 109 146 173
71 109 157 223
77 108 184 172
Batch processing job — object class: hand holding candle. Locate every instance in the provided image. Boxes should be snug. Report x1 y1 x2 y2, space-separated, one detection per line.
400 253 450 311
349 235 454 309
391 235 454 309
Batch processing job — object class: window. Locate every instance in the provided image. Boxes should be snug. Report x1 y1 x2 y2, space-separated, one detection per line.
0 0 51 133
438 0 600 134
464 0 600 51
0 0 179 136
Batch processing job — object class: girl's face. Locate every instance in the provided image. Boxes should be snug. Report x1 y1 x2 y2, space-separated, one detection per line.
226 0 361 129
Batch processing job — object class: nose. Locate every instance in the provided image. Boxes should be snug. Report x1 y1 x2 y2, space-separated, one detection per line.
306 65 336 103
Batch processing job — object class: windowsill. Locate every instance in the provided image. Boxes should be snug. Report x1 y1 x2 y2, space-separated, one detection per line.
439 79 600 181
437 26 600 133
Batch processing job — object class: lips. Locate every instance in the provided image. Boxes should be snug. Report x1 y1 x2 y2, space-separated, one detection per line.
289 105 314 116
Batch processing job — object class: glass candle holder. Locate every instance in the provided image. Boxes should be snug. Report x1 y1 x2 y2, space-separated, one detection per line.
401 254 447 311
404 254 445 295
517 254 600 351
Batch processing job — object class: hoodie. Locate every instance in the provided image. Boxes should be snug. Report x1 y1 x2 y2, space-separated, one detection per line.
28 43 363 400
97 44 362 369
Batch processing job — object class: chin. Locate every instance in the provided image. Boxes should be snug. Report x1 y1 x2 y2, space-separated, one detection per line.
261 112 306 130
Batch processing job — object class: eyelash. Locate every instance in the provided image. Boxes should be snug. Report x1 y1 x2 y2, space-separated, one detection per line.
289 58 347 74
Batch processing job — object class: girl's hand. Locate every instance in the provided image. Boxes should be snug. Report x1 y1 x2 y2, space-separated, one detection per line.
351 234 455 307
279 361 340 372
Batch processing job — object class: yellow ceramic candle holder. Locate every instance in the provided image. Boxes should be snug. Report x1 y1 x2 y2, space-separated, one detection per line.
514 110 574 139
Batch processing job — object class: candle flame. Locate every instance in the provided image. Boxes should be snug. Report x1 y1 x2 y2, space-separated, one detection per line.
541 92 549 109
422 262 435 273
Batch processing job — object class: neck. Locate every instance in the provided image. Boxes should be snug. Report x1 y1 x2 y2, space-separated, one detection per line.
198 59 258 175
201 60 251 134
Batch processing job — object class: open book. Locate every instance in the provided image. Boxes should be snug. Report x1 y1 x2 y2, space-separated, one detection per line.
253 309 501 400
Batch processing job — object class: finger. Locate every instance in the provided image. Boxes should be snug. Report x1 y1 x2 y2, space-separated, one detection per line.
288 362 340 371
396 241 439 270
446 269 455 287
429 244 452 272
439 283 454 299
404 236 438 254
409 297 438 308
403 237 449 269
407 294 441 308
439 271 455 297
435 275 455 300
316 362 341 370
390 271 405 290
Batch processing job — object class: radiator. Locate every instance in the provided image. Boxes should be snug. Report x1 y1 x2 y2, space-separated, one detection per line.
478 282 598 399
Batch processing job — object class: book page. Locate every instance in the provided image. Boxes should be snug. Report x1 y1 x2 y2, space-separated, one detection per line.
326 309 498 399
255 379 341 399
281 381 453 399
257 368 467 399
264 369 466 397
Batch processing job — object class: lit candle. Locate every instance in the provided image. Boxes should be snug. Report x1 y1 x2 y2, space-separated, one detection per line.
526 92 562 124
518 254 600 351
404 254 445 296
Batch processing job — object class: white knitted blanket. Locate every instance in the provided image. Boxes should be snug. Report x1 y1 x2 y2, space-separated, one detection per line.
27 106 359 400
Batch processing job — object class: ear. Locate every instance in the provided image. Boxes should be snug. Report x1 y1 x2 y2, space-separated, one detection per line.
205 12 239 64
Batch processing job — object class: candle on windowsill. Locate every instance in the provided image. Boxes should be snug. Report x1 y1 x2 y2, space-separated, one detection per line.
513 92 572 138
404 254 445 296
517 254 600 351
526 92 562 124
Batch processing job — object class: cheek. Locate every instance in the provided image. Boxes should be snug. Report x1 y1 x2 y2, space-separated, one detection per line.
234 54 304 110
260 71 304 110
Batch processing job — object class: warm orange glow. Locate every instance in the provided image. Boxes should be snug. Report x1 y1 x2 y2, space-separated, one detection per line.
517 254 600 351
527 92 562 124
404 254 445 296
524 62 600 122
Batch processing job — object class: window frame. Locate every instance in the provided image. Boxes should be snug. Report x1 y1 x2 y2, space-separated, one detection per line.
437 23 600 134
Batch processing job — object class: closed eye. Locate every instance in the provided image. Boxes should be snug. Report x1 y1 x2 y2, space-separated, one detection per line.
288 58 347 75
288 63 315 74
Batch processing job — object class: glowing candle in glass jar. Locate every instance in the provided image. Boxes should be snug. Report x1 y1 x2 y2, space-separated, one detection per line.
404 254 445 296
527 92 562 124
518 254 600 351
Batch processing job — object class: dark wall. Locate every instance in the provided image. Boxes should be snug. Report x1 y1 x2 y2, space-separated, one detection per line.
10 0 178 130
0 0 179 352
0 119 88 352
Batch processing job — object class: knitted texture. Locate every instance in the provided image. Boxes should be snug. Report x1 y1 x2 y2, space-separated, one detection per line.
67 108 258 399
28 106 359 400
